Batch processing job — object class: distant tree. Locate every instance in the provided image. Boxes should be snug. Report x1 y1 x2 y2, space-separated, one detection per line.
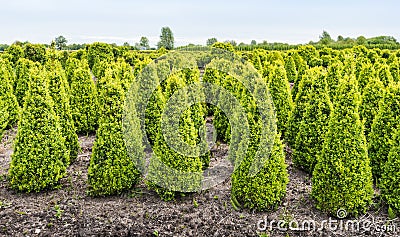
337 35 344 42
356 36 367 45
123 42 130 47
55 36 67 50
206 38 218 46
139 36 150 49
319 31 333 45
251 40 257 45
157 27 174 50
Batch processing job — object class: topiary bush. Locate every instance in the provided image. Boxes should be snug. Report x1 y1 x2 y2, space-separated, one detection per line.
14 58 39 106
0 59 19 128
359 74 385 138
68 59 99 134
8 67 67 192
312 74 373 217
287 68 318 147
45 59 79 165
292 68 332 174
267 64 293 138
379 129 400 215
23 43 46 64
87 42 114 69
368 82 400 180
88 79 140 196
284 55 297 83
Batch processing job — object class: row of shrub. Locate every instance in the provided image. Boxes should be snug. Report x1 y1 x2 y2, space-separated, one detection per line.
1 43 399 217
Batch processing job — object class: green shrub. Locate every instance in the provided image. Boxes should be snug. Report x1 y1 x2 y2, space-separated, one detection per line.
388 54 399 82
292 68 332 173
8 67 67 192
357 62 375 93
15 58 38 106
368 82 400 180
68 59 99 134
0 99 9 140
287 68 318 147
379 129 400 214
325 61 343 103
87 42 114 69
359 75 385 138
312 74 373 217
88 79 140 196
0 59 19 128
267 64 293 137
146 71 204 200
45 60 79 165
290 52 308 100
284 55 297 83
4 44 24 65
23 43 46 64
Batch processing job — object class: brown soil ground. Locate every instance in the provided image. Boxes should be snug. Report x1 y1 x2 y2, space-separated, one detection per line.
0 127 399 237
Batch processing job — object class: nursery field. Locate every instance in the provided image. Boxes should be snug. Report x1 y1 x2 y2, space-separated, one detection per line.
0 42 400 236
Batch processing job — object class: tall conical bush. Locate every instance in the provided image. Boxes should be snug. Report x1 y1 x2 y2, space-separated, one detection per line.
8 67 67 192
45 60 79 165
0 59 19 128
312 74 373 217
292 68 332 173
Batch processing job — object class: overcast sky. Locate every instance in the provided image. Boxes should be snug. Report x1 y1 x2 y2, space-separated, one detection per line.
1 0 399 47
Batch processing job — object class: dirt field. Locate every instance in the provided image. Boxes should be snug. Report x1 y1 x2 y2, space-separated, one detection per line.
0 127 398 237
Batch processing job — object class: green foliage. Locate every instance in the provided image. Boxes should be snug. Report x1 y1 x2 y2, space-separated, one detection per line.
267 65 293 137
287 68 317 146
8 67 67 192
206 38 218 46
4 44 24 65
23 43 46 64
284 55 297 83
359 75 385 137
368 83 400 180
211 42 235 53
68 59 99 134
312 75 373 217
292 68 332 173
55 36 67 50
45 60 79 165
325 61 343 102
357 62 376 93
0 59 19 128
15 58 38 106
146 70 204 200
88 79 140 196
290 52 308 100
231 132 288 211
379 129 400 214
0 99 9 140
87 42 114 69
376 63 394 87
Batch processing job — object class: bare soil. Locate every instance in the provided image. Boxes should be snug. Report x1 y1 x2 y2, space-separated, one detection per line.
0 128 398 237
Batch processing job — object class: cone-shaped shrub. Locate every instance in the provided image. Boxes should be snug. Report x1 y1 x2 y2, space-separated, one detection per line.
15 58 38 106
88 79 140 196
8 67 67 192
284 55 297 83
380 129 400 214
359 75 385 138
292 68 332 173
87 42 114 69
291 52 308 101
45 60 79 165
325 61 343 102
231 79 288 211
69 59 99 134
267 65 293 137
146 72 204 200
388 54 399 82
287 68 318 147
0 59 19 128
368 82 400 180
312 75 373 217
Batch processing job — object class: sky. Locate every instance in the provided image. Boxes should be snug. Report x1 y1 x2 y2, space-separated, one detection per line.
1 0 399 47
